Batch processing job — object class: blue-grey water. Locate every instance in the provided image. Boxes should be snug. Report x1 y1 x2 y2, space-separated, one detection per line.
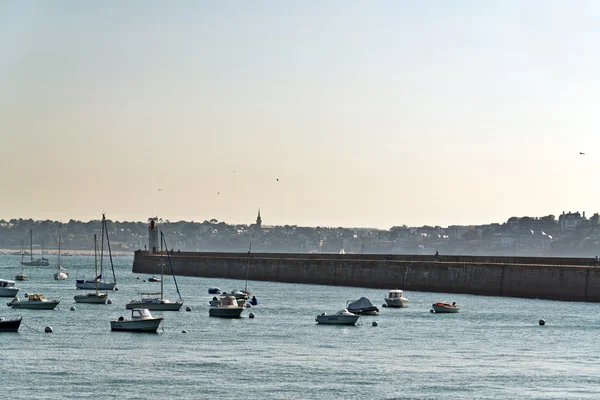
2 254 600 399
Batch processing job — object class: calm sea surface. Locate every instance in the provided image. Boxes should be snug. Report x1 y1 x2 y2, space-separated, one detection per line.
1 254 600 399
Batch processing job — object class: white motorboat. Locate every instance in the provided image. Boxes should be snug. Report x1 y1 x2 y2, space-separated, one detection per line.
209 294 245 318
431 302 460 313
126 232 184 311
7 293 60 310
110 308 163 332
74 235 108 304
0 279 20 297
384 289 409 308
76 214 118 290
315 309 360 325
346 297 380 315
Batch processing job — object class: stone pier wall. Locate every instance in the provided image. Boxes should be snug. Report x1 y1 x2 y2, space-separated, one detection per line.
132 251 600 302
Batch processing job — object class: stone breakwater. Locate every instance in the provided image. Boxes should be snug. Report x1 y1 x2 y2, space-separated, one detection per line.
132 251 600 302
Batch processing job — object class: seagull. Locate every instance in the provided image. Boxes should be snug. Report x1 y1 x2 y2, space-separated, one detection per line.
276 178 279 182
580 152 585 155
158 189 162 191
217 192 220 195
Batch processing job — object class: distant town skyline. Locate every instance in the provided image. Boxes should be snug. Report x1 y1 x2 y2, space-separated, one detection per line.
2 1 599 229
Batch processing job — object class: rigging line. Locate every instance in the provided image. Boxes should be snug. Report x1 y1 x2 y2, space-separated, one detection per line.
161 232 182 301
104 216 117 284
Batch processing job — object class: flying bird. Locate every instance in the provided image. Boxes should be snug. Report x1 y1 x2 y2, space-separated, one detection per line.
276 178 279 182
580 152 585 155
217 192 220 195
158 189 162 191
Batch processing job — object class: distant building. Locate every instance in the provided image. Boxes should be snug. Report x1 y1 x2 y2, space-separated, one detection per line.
447 225 473 240
559 211 583 231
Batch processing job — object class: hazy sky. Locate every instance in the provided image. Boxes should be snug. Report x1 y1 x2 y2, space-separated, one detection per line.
1 1 599 229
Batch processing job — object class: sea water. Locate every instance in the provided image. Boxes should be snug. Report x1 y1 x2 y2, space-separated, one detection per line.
1 254 600 399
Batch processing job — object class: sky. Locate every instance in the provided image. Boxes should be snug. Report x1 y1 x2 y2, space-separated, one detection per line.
1 1 600 229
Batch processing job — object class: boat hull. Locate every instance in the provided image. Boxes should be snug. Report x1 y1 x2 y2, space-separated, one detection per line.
0 317 22 331
384 298 409 308
7 301 60 310
74 293 108 304
54 272 69 281
0 288 20 297
126 300 183 311
76 281 117 290
432 304 460 313
110 318 163 332
315 315 360 325
209 307 244 318
21 260 49 267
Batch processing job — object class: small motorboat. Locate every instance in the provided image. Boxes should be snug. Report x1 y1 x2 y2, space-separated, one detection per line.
148 276 161 282
315 309 360 325
110 308 163 332
0 316 22 332
431 302 460 313
209 295 245 318
7 293 60 310
208 287 221 294
384 289 409 308
346 297 380 315
14 272 28 281
0 279 20 297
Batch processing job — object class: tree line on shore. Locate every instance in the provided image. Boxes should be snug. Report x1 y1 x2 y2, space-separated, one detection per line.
1 213 600 257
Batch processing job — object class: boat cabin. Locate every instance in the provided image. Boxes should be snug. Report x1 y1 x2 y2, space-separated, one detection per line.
219 295 240 308
387 290 404 299
131 309 154 320
0 279 16 288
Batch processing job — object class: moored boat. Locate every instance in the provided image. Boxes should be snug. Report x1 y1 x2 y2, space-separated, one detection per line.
0 279 20 297
346 297 380 315
7 293 60 310
209 294 245 318
74 234 108 304
0 316 22 331
208 287 221 294
315 309 360 325
110 308 163 332
74 292 109 304
14 272 28 281
431 302 460 313
384 289 409 308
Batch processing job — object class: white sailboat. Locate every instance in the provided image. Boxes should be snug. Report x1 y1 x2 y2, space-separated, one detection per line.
74 234 108 304
126 231 183 311
20 230 49 266
54 223 69 280
76 214 118 290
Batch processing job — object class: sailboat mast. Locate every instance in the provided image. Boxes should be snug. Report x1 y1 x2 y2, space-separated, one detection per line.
99 215 105 280
30 230 33 262
58 223 62 268
103 216 117 284
245 242 252 292
160 231 164 300
94 234 98 293
162 232 182 302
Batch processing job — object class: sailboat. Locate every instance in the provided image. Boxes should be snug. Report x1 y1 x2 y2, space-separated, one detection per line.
20 230 49 267
126 231 183 311
53 223 69 280
75 214 118 290
74 234 108 304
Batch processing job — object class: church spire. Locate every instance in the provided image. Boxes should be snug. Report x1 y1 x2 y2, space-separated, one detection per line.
256 208 262 228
